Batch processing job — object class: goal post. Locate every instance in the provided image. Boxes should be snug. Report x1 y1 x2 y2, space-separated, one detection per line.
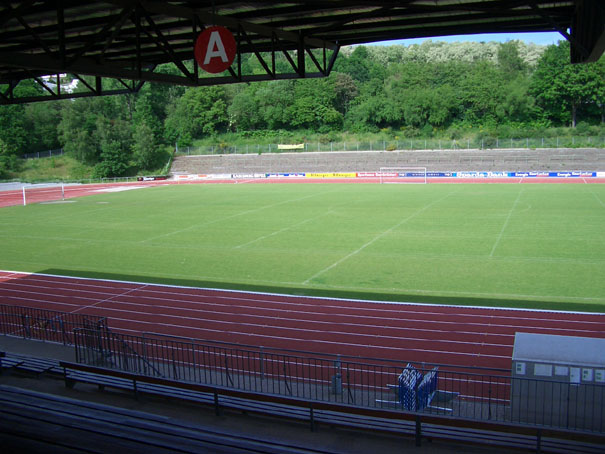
22 183 65 206
379 167 427 184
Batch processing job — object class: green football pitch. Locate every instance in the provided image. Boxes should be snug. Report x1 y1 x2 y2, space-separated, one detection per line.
1 182 604 312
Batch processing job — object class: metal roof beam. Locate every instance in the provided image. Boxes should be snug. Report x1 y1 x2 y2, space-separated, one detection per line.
127 0 338 50
570 0 605 63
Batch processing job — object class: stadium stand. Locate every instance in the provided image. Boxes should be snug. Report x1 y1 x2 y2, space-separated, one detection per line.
170 148 605 176
0 384 350 454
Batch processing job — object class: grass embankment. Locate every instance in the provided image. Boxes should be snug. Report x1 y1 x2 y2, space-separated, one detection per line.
8 152 172 183
13 154 92 182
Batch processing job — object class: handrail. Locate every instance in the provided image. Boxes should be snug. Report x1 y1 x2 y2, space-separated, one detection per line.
72 328 605 436
59 360 605 452
142 331 509 373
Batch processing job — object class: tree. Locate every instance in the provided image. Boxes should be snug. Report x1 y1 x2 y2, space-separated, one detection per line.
287 78 342 130
497 41 527 77
93 140 130 178
132 93 166 171
133 93 163 140
132 123 164 171
228 85 262 131
24 102 61 152
59 97 114 164
164 86 228 144
0 138 18 178
255 81 295 130
332 73 358 115
0 104 28 156
337 46 373 82
530 41 605 127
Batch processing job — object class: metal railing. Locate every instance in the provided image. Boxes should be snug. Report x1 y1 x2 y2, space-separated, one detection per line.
73 329 605 434
22 148 64 159
175 136 605 156
0 304 107 345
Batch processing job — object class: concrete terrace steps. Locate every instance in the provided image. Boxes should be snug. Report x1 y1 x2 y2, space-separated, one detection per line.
0 384 342 454
170 149 605 176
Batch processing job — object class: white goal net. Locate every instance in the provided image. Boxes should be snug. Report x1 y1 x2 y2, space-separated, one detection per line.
379 167 427 184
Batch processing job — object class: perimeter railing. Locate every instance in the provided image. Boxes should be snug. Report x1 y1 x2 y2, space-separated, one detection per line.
0 304 107 345
73 329 605 434
175 136 605 156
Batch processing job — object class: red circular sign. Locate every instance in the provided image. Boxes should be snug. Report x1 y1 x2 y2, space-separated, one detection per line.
194 26 236 74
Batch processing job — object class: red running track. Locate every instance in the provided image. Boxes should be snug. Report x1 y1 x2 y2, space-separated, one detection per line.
0 181 173 208
2 270 604 372
2 176 604 208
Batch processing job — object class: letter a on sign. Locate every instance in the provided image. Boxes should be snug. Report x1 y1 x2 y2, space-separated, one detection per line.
194 26 237 74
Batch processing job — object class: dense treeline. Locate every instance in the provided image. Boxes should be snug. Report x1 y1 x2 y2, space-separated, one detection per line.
0 40 603 179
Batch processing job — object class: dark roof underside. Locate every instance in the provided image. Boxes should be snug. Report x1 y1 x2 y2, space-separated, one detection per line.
0 1 603 103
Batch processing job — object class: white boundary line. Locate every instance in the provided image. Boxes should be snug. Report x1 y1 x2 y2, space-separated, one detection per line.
140 187 340 244
489 189 523 257
303 190 458 285
1 269 604 316
234 212 330 249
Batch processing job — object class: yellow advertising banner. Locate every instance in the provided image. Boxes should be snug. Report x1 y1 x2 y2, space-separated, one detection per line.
277 144 305 150
306 173 357 178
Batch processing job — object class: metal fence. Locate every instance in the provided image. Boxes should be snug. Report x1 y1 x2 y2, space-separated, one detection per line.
22 148 64 160
176 136 605 156
0 304 107 345
73 329 604 434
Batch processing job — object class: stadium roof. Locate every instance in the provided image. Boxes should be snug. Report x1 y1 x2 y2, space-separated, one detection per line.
0 1 603 104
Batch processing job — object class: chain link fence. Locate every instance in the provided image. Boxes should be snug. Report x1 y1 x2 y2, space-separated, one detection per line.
176 136 605 156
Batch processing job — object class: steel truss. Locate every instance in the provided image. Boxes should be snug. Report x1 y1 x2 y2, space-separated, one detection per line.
0 1 339 104
0 1 602 105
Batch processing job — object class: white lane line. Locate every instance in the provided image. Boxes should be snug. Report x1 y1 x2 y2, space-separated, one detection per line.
303 191 458 285
489 189 523 257
66 297 605 337
6 270 605 313
5 293 603 342
69 284 148 314
99 317 512 360
3 279 605 327
5 287 603 346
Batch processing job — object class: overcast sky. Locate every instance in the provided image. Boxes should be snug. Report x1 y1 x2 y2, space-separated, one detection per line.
371 31 563 46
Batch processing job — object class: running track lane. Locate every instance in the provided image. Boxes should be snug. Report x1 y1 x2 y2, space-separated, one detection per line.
2 177 604 208
1 271 604 371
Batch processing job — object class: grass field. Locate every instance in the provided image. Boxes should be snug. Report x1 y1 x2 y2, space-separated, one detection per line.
1 182 604 312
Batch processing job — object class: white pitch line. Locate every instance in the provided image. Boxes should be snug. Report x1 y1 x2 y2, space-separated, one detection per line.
140 188 340 244
489 189 524 258
587 188 605 208
234 212 329 249
303 190 457 285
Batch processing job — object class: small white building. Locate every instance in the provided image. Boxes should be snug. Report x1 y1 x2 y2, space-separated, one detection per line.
511 332 605 431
